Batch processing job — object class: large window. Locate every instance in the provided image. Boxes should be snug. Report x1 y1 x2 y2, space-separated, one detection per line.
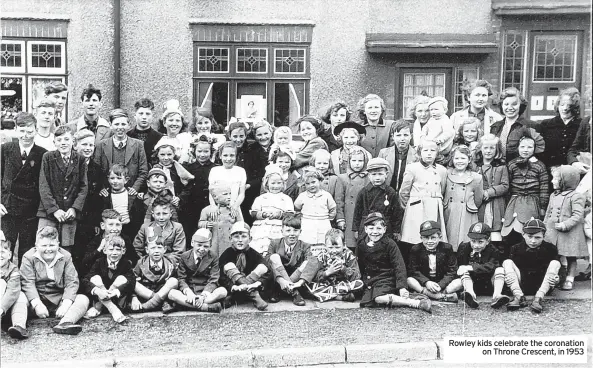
1 39 67 120
193 43 310 131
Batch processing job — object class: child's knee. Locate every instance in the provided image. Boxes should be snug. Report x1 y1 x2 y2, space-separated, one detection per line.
75 294 90 308
254 264 268 276
223 262 237 272
89 275 105 286
548 260 561 274
269 254 281 264
494 267 505 277
502 259 515 269
166 277 179 288
0 279 7 289
113 275 129 285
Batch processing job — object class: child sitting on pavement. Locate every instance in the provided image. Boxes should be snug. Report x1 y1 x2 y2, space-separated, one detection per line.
131 240 179 313
220 222 269 311
451 222 508 309
502 218 561 314
133 198 186 263
301 229 363 302
407 221 460 303
168 229 227 313
83 235 135 323
0 231 29 339
265 214 311 306
357 213 431 313
20 226 90 335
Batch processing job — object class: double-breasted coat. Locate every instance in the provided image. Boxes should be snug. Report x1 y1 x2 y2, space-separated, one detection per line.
177 249 220 294
475 161 509 233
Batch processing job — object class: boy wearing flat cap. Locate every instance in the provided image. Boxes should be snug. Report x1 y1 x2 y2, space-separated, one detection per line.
358 213 431 312
219 222 269 310
353 157 401 244
502 218 560 313
407 221 460 302
451 222 507 309
168 229 227 313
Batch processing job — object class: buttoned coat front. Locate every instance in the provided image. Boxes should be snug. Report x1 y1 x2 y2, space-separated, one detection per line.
93 137 148 192
177 249 220 294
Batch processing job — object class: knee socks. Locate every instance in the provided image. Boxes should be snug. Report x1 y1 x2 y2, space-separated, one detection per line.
141 293 163 311
10 293 28 328
493 267 505 296
460 273 475 295
536 261 561 299
503 261 523 297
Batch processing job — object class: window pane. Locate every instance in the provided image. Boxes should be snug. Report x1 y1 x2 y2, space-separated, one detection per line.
454 67 479 111
237 48 267 73
533 35 577 82
197 82 229 128
236 82 267 120
502 31 526 90
402 72 446 117
274 82 305 131
197 48 229 73
1 77 25 126
274 49 305 74
1 42 23 68
31 43 62 69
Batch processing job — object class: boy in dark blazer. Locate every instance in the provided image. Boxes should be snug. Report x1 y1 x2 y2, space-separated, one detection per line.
168 229 227 313
37 125 88 251
1 113 47 263
128 98 162 160
82 235 135 323
94 108 148 197
407 221 460 302
265 214 311 305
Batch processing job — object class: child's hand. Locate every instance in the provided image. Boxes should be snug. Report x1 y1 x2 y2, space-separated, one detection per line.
34 303 50 318
65 208 76 221
270 210 282 219
246 281 261 292
53 209 67 222
107 289 121 299
425 281 440 293
399 288 410 298
99 189 109 197
230 206 241 218
354 231 358 240
325 262 341 277
137 192 145 200
554 223 566 231
55 299 73 318
128 187 138 196
171 196 180 206
206 221 215 229
483 192 490 201
193 295 205 308
94 287 110 301
393 232 401 241
231 284 247 292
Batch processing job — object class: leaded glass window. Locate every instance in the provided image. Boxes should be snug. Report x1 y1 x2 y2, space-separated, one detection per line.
236 48 267 73
502 31 527 90
454 67 479 111
197 48 229 73
533 35 577 82
27 41 66 74
274 48 306 74
1 41 25 73
402 73 446 117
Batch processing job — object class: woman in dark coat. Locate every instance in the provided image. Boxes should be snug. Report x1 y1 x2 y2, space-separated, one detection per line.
243 121 274 225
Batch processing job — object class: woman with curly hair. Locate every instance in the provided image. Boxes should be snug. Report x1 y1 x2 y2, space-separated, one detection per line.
356 94 394 157
450 80 502 135
319 101 351 152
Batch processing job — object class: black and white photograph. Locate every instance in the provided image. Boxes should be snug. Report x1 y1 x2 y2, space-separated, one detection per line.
0 0 591 367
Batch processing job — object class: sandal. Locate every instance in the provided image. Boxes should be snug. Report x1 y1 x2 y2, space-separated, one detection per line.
560 280 573 291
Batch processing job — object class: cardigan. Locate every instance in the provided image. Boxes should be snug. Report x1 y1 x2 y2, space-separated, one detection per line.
537 116 581 168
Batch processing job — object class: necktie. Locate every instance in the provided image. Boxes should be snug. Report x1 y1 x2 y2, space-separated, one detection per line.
236 252 247 273
62 155 69 166
109 261 117 270
21 151 27 161
118 142 124 149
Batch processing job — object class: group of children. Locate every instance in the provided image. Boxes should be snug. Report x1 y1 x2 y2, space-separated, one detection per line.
0 85 590 341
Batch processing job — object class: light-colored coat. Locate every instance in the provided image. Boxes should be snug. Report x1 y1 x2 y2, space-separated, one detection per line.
66 116 111 144
399 162 448 244
450 107 502 135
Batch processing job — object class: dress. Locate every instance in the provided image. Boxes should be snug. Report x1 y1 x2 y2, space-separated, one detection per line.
399 162 448 244
208 166 247 207
294 190 336 244
476 161 509 240
250 192 295 253
198 205 244 257
443 169 483 251
335 173 370 249
501 157 549 236
543 166 587 257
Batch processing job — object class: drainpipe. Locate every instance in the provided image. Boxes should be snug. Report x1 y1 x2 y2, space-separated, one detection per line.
114 0 121 107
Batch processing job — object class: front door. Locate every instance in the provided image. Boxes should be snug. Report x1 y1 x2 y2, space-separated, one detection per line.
526 31 583 121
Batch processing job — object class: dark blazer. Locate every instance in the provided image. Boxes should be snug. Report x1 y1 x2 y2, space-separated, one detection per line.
567 117 591 165
81 160 104 225
537 116 581 168
265 238 311 273
77 234 134 277
37 150 88 219
93 137 148 192
408 241 458 289
82 257 136 297
177 249 220 293
1 142 47 216
456 242 500 277
127 127 163 160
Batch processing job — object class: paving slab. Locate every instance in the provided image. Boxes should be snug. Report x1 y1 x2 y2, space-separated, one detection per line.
115 350 253 368
346 342 438 363
252 345 345 367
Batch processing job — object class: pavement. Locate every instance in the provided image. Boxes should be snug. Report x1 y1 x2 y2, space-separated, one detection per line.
2 274 591 367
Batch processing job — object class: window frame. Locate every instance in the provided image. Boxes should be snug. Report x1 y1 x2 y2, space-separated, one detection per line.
0 40 26 73
273 47 307 75
531 34 578 84
27 40 66 75
196 46 231 74
235 47 269 75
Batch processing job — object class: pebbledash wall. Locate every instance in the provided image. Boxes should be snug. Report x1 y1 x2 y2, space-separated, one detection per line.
1 0 591 123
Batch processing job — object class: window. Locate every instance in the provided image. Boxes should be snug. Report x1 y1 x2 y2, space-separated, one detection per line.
532 35 577 82
454 66 480 111
193 44 309 130
1 39 67 117
501 31 527 90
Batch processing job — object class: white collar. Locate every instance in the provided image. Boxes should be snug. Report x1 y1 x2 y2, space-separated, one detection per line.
112 136 128 147
18 142 34 156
